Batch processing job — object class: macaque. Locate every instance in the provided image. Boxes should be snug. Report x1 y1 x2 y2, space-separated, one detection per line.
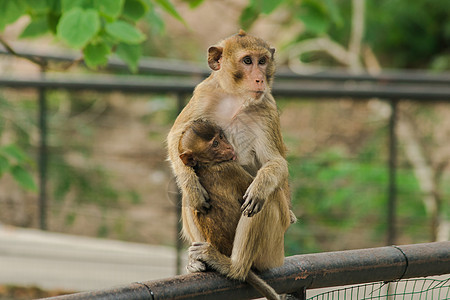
167 30 294 298
179 119 290 300
167 29 292 241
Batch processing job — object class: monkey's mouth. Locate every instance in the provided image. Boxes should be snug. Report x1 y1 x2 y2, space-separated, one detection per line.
250 91 264 99
222 154 236 163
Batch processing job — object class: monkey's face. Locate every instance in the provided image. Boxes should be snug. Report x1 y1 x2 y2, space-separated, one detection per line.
208 32 275 101
202 130 236 164
232 50 273 100
179 122 236 168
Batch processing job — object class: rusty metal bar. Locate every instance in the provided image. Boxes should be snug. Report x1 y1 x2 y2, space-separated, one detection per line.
43 242 450 300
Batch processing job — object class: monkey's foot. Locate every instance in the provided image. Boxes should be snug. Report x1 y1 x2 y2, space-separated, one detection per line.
187 242 209 273
189 242 233 277
186 257 207 273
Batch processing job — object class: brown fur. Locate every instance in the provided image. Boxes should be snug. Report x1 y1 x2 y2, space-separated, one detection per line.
167 29 291 226
179 119 290 300
167 31 295 298
167 28 294 255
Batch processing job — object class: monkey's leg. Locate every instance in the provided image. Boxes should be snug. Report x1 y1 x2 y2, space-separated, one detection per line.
230 201 287 278
183 207 209 273
189 242 280 300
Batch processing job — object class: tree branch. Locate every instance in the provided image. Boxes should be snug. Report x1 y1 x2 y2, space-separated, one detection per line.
0 35 48 69
348 0 364 72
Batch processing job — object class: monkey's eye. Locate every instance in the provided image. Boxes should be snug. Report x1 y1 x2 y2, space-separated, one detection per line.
212 140 219 147
243 56 252 65
259 57 267 65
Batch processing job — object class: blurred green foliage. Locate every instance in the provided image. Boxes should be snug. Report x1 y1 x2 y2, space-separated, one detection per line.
240 0 450 69
0 0 183 71
365 0 450 69
0 91 141 232
286 148 430 254
0 98 37 192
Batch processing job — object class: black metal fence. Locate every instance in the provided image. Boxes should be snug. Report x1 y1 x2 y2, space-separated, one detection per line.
1 50 449 243
1 50 450 298
42 242 450 299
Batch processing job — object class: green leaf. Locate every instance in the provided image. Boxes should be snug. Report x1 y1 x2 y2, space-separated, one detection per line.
116 42 141 72
239 5 260 30
105 20 145 44
0 0 27 31
47 11 61 34
154 0 184 23
1 144 28 163
324 0 342 26
47 0 61 14
20 17 50 38
145 2 165 34
298 1 329 34
83 42 111 68
123 0 147 21
0 155 9 177
11 165 37 192
61 0 93 12
57 8 100 48
182 0 204 9
23 0 49 13
252 0 281 15
95 0 124 19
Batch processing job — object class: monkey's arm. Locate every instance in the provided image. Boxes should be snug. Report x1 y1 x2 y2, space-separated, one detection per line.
241 138 288 217
167 126 210 213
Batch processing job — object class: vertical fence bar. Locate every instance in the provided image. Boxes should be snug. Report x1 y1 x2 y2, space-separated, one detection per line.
287 287 307 300
38 67 47 230
175 93 185 275
387 99 398 245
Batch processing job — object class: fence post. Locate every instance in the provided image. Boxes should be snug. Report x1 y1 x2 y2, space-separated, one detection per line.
287 287 307 300
387 99 398 245
38 66 48 231
175 93 185 275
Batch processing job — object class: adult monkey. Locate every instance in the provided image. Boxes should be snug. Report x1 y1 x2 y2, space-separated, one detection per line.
167 29 293 279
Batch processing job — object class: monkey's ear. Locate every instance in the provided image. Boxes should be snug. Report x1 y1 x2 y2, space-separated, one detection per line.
269 48 275 59
208 46 223 71
180 150 197 167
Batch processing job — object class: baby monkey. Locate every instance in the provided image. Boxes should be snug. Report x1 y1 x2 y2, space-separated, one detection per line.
179 119 291 300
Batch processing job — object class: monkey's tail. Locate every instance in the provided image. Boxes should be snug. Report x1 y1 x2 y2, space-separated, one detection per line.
246 270 280 300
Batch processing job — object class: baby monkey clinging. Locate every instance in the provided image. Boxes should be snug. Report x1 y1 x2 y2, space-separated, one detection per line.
179 119 290 300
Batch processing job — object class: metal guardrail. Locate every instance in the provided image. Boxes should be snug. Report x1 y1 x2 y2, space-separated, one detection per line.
2 48 450 85
42 242 450 300
1 74 450 100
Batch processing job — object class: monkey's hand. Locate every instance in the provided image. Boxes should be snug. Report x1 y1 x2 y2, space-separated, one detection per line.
241 183 266 217
185 182 211 214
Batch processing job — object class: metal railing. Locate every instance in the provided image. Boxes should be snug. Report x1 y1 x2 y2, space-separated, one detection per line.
1 51 449 244
41 242 450 300
1 50 450 295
